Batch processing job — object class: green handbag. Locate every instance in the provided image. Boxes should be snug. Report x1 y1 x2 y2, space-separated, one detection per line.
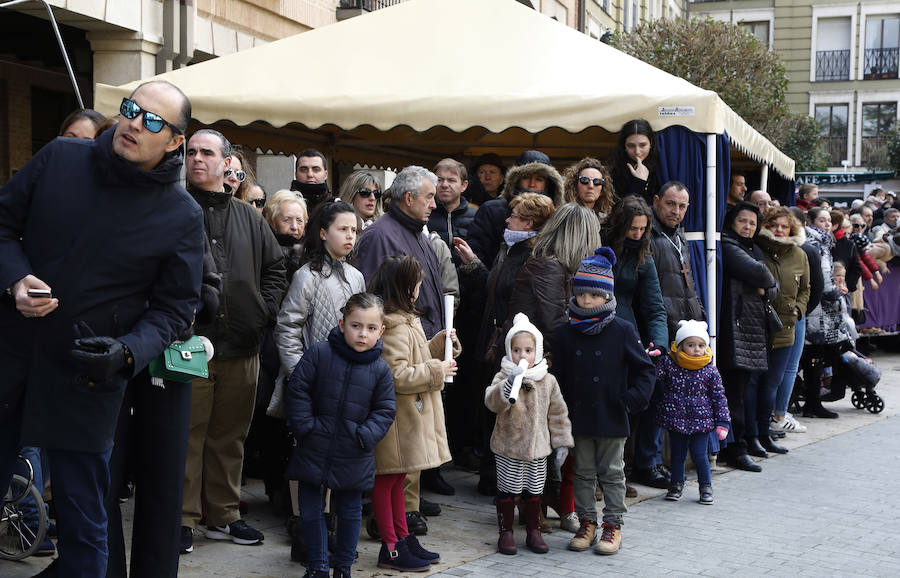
148 336 209 383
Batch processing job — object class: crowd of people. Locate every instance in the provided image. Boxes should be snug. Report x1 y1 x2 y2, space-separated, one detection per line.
2 80 899 578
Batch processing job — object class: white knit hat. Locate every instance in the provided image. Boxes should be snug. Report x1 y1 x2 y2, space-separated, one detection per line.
505 312 544 362
675 319 709 347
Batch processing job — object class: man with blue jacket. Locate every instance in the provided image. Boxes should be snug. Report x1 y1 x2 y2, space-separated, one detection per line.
0 80 204 577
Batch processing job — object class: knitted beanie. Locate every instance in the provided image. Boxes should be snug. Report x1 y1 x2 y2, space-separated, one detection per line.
505 312 544 363
572 247 616 298
675 319 709 347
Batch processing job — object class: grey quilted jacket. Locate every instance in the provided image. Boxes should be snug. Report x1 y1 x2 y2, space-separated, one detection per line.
269 260 365 416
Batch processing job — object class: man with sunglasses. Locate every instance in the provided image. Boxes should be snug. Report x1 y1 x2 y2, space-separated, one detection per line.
181 128 286 554
0 80 204 577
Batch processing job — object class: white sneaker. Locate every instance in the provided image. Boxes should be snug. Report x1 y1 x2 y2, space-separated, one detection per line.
561 511 580 533
771 413 807 433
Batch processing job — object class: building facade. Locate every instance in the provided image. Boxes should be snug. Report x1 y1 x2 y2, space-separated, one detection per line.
692 0 900 180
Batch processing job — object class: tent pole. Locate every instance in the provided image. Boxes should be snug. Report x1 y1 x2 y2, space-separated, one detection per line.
760 164 769 192
706 134 718 356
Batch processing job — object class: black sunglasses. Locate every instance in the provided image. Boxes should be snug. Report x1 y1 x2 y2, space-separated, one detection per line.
120 98 183 135
250 198 266 208
356 189 382 200
225 168 246 182
578 176 605 186
852 223 866 228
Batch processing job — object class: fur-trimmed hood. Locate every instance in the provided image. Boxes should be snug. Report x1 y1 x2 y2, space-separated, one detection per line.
501 161 565 208
757 225 806 251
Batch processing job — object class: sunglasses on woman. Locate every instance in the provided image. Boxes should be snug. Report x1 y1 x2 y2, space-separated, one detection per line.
225 168 246 182
356 189 382 200
578 176 605 187
119 98 183 135
249 198 266 208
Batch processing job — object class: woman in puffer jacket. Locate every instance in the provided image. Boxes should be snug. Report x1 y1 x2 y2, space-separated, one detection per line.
718 202 779 469
802 207 850 419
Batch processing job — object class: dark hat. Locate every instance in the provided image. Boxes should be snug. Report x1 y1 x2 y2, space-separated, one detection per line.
473 153 506 175
515 150 551 167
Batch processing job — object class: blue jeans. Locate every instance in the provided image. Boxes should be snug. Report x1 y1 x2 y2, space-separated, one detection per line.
633 403 664 470
298 483 362 571
744 346 792 437
16 445 49 527
668 431 711 485
47 448 113 578
775 320 806 416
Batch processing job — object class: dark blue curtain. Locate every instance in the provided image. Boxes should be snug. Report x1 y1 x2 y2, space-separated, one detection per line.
655 126 730 337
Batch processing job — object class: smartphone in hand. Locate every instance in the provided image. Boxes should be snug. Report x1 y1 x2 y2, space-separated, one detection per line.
27 289 52 298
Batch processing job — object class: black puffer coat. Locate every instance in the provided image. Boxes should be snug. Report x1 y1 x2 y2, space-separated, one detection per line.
427 197 476 264
467 162 565 266
718 224 777 371
648 214 705 341
285 327 396 491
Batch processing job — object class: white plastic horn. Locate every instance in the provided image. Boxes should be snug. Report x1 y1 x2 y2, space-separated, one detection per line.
507 358 530 404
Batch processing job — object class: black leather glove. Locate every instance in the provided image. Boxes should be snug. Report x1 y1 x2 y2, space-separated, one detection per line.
71 336 133 384
196 282 220 326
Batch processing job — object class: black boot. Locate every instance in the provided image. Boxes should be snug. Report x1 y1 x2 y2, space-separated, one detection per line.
745 437 769 458
758 435 788 454
289 515 308 563
727 454 762 472
421 467 455 495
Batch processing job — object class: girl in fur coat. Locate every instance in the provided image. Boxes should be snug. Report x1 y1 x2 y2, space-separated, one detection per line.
485 313 573 556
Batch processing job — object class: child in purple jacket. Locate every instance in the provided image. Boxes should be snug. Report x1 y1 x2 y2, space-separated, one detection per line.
656 320 730 505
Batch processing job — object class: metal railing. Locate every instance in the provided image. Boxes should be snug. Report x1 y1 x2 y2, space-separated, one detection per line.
861 135 892 165
815 49 851 81
339 0 403 10
821 136 848 166
864 47 899 80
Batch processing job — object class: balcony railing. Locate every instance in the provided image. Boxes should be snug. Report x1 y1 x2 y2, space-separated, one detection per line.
339 0 403 10
821 136 848 166
816 49 851 81
864 47 900 80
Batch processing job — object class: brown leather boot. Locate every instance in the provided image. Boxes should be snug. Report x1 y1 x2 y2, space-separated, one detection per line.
524 496 549 554
496 497 517 555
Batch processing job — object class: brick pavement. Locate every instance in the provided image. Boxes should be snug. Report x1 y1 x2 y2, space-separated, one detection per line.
434 414 900 578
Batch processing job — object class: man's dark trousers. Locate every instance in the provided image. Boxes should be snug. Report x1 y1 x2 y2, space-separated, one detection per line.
105 370 191 578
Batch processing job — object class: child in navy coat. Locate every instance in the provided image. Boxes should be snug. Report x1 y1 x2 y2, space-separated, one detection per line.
285 292 397 578
656 320 730 505
552 248 656 556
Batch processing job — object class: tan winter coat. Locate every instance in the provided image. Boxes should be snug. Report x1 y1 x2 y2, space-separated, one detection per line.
485 370 574 461
374 311 461 474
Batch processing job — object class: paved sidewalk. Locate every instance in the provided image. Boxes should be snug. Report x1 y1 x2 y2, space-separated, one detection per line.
4 350 900 577
436 414 900 578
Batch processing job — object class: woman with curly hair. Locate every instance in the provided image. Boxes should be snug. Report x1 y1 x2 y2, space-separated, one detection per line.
564 157 616 222
227 145 257 201
608 119 660 205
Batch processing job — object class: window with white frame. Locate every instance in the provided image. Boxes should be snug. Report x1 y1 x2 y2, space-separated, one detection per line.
741 21 770 47
860 102 897 165
816 17 852 81
864 16 899 80
815 103 850 165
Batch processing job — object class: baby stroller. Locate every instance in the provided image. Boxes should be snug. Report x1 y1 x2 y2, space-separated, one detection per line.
790 347 885 414
827 348 885 414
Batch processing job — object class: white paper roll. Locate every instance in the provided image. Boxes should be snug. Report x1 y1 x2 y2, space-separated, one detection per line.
444 294 455 383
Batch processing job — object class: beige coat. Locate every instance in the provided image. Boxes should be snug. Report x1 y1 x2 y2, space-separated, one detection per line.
485 370 574 461
374 311 461 474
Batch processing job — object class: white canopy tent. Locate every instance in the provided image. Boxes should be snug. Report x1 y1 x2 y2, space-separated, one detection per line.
95 0 796 350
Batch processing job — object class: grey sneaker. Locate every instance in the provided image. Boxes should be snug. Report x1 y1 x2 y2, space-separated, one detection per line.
561 511 580 533
699 484 714 505
665 483 683 501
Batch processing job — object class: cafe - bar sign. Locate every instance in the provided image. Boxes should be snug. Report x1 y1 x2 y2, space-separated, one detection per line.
796 171 895 185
